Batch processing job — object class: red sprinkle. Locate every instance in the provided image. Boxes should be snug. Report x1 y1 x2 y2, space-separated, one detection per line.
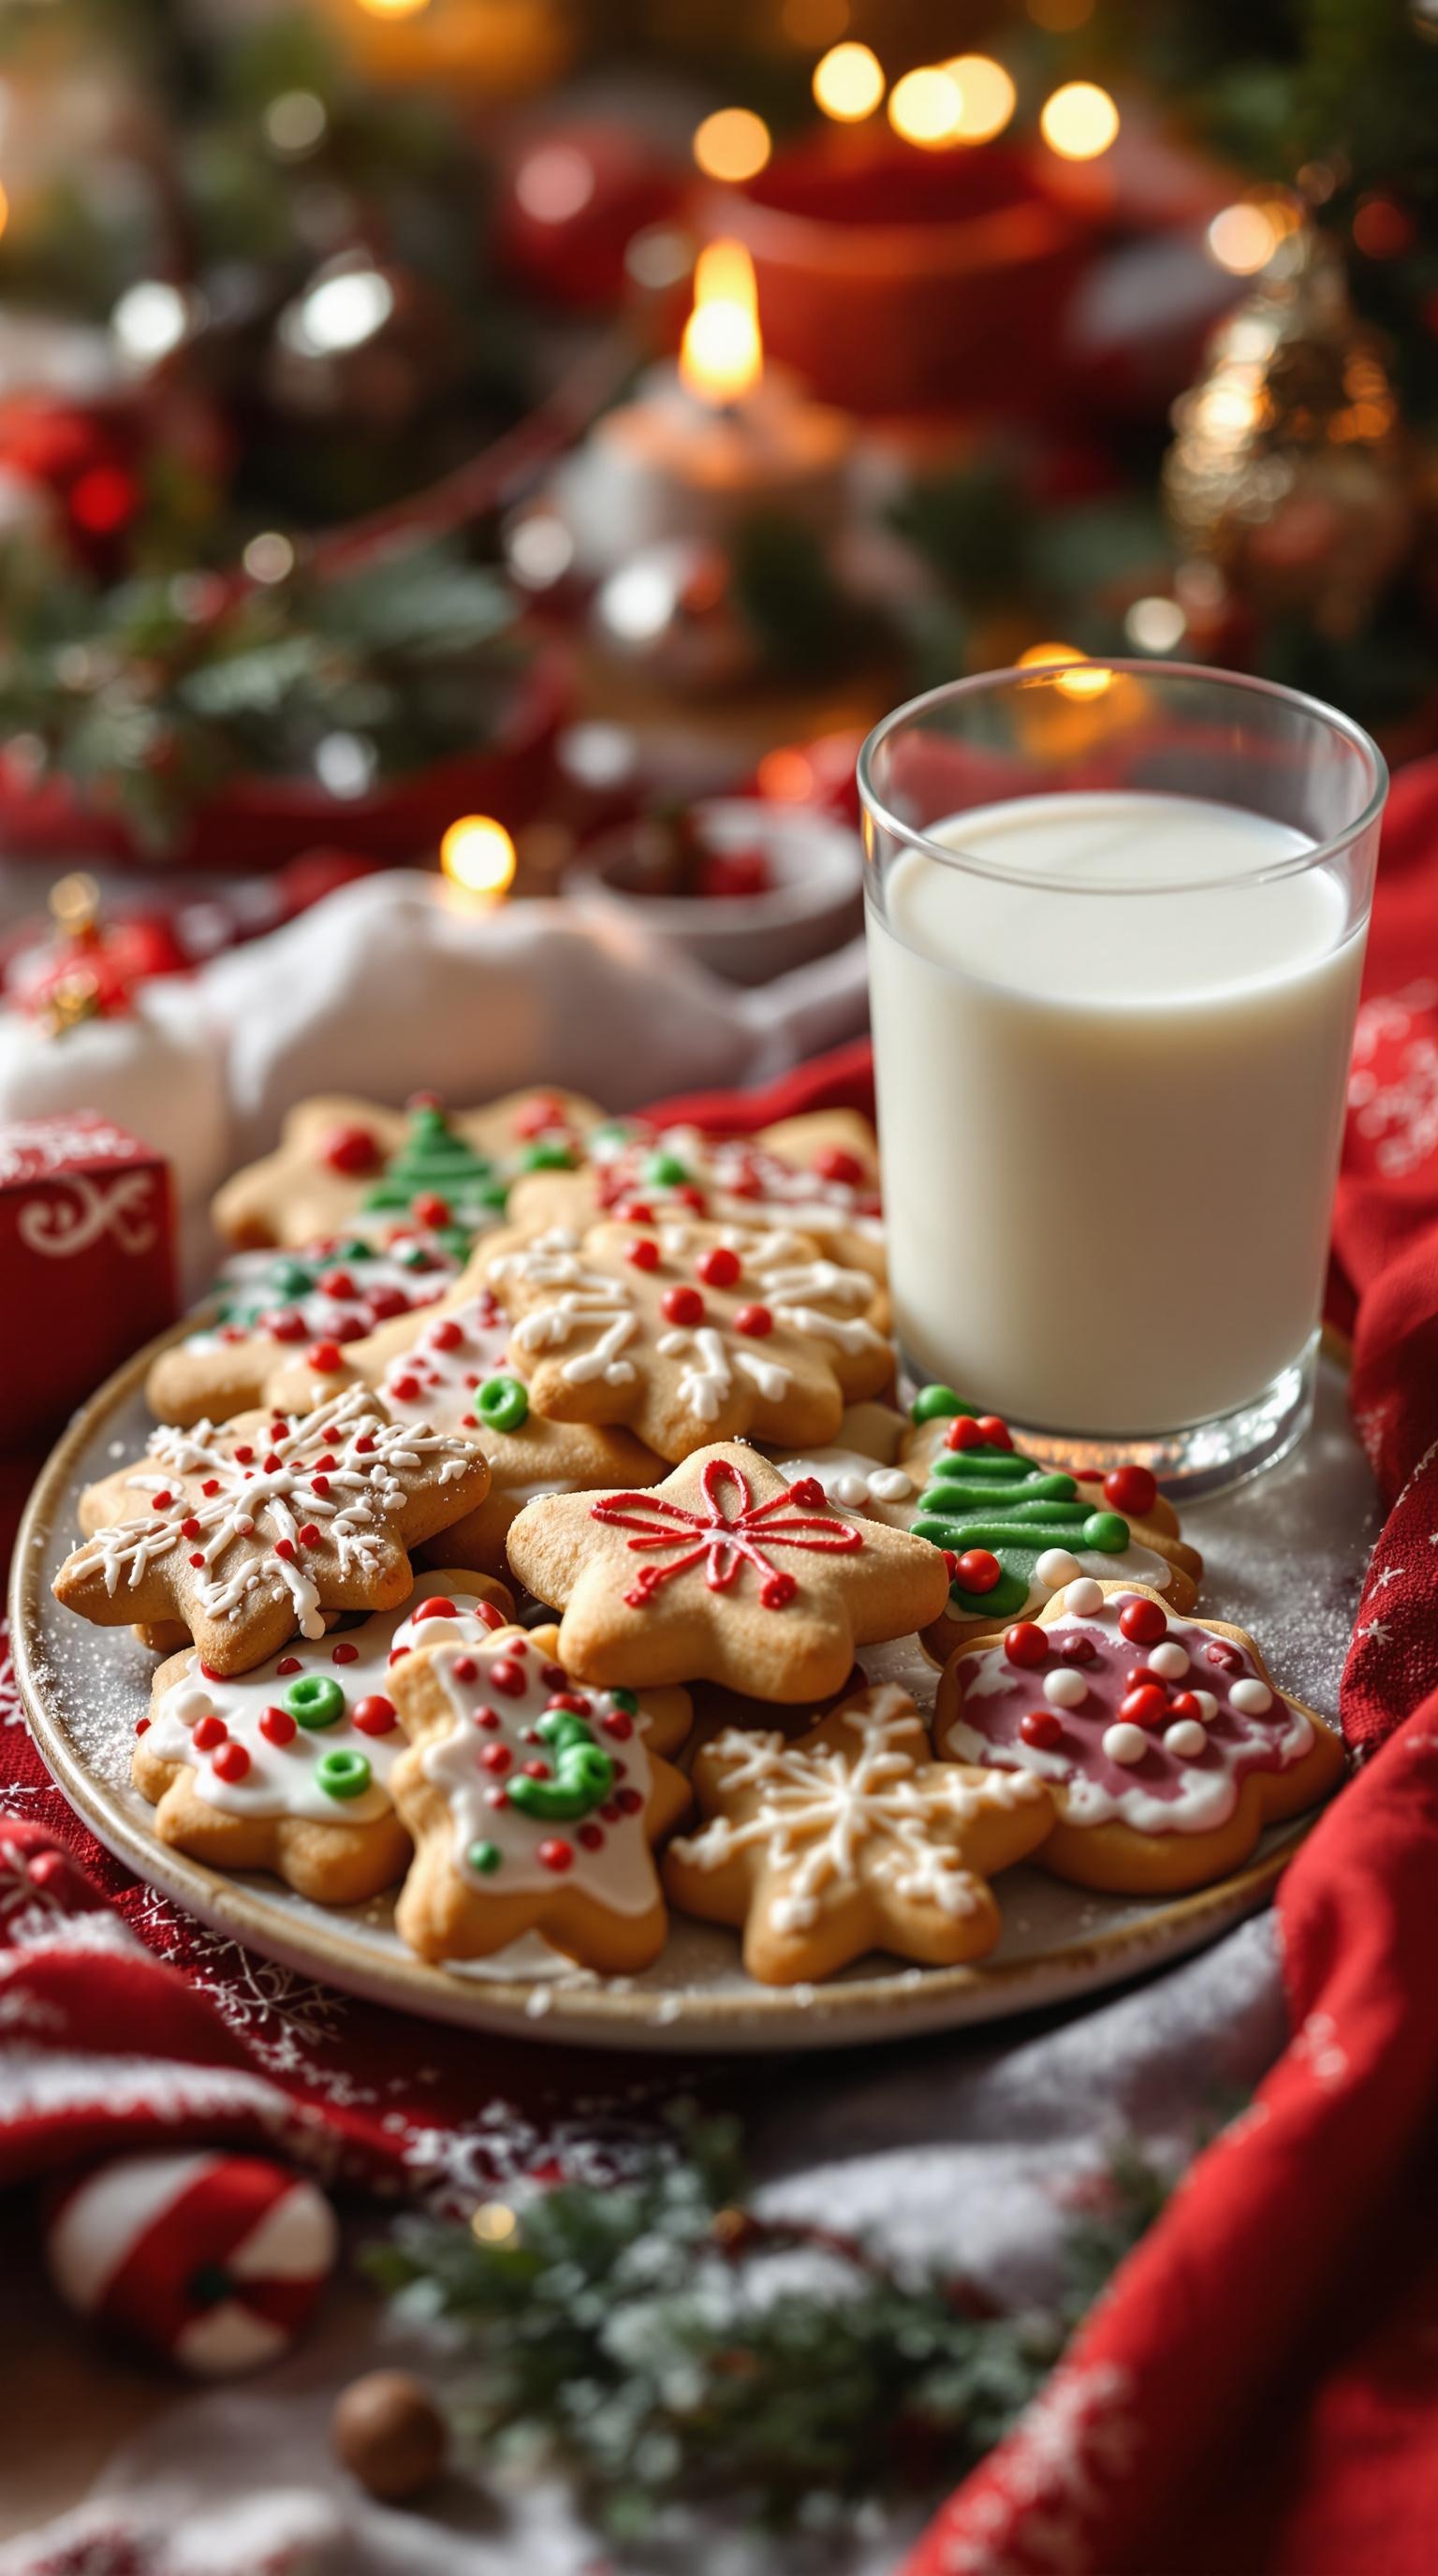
307 1340 344 1374
202 1478 221 1496
188 1551 205 1568
955 1548 1002 1593
1056 1634 1097 1665
413 1597 457 1621
612 1198 653 1224
662 1283 705 1327
627 1237 660 1271
476 1600 505 1631
412 1193 451 1230
319 1270 357 1301
261 1705 297 1745
213 1741 250 1783
1121 1683 1169 1730
489 1658 526 1697
788 1476 827 1508
697 1245 741 1289
814 1146 865 1187
263 1452 284 1473
485 1786 510 1808
389 1376 421 1402
233 1448 253 1465
269 1313 306 1343
473 1705 500 1731
273 1538 296 1562
322 1123 380 1176
735 1304 772 1338
311 1475 330 1498
481 1744 511 1774
151 1491 172 1511
431 1319 463 1350
276 1657 301 1676
451 1654 477 1683
1169 1691 1204 1722
1020 1709 1064 1749
368 1287 410 1323
672 1184 707 1214
135 1716 151 1735
192 1713 227 1749
354 1434 375 1455
976 1416 1012 1450
615 1786 643 1815
548 1691 592 1716
944 1416 987 1451
1105 1463 1159 1517
521 1760 551 1780
601 1709 633 1739
331 1642 360 1663
1119 1597 1167 1646
299 1523 321 1548
1005 1622 1049 1668
538 1838 573 1871
1207 1640 1245 1673
1125 1664 1164 1691
578 1823 605 1851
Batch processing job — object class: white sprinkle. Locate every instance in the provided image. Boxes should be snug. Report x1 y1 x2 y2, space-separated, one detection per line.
1043 1666 1089 1708
1230 1677 1273 1716
1165 1719 1208 1760
1064 1578 1104 1617
1149 1640 1190 1681
1036 1547 1082 1588
1102 1720 1148 1765
1192 1689 1219 1722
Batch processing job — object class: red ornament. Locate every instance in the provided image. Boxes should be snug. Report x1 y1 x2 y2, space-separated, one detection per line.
954 1549 1002 1593
1005 1622 1049 1668
696 1245 741 1289
1020 1709 1064 1749
1119 1597 1167 1646
661 1284 704 1327
0 1114 177 1450
1104 1464 1159 1517
497 123 686 314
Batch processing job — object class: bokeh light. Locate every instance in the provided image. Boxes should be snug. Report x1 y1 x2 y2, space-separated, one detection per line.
441 815 518 898
1207 203 1284 275
1039 81 1120 162
888 66 962 148
693 108 772 184
813 41 885 123
1124 595 1187 653
943 56 1017 143
1017 643 1113 699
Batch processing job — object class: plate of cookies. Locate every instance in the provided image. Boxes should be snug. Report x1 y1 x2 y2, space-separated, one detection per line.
11 1087 1375 2051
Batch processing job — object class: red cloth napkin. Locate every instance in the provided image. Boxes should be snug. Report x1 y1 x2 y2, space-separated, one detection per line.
902 755 1438 2575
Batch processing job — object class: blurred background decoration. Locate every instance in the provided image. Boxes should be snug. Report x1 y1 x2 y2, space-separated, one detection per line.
0 0 1434 918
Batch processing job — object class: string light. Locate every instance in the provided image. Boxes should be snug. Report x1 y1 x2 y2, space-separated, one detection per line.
693 108 772 184
943 56 1017 143
1016 643 1113 699
514 143 595 224
888 66 962 148
813 41 885 122
440 815 517 898
1039 81 1120 162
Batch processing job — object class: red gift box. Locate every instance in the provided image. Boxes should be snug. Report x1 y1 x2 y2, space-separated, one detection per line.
0 1114 178 1448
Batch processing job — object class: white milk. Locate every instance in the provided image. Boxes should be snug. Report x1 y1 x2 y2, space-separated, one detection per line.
866 790 1365 1434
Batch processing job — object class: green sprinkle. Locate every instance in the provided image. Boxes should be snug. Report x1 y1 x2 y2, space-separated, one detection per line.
645 1149 689 1188
521 1141 575 1173
910 1384 977 1424
477 1178 510 1212
338 1237 374 1263
438 1227 475 1261
284 1675 346 1730
315 1746 371 1800
475 1373 529 1433
1083 1510 1131 1553
587 1121 633 1152
271 1260 315 1301
611 1689 639 1717
467 1838 503 1875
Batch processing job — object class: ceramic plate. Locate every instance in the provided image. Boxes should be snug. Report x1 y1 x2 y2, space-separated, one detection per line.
9 1326 1375 2053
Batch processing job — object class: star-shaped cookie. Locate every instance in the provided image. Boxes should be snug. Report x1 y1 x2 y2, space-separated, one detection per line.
486 1218 892 1461
388 1619 692 1971
56 1386 492 1676
506 1107 886 1281
134 1573 514 1903
262 1273 667 1578
505 1441 950 1700
663 1681 1053 1983
212 1088 601 1251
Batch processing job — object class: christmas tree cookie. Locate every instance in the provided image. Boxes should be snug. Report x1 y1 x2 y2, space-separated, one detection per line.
133 1575 514 1903
212 1088 602 1251
902 1389 1201 1662
388 1620 692 1971
934 1579 1344 1895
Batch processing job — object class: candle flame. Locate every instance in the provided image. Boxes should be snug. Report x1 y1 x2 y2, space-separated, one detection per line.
680 239 763 405
441 814 516 898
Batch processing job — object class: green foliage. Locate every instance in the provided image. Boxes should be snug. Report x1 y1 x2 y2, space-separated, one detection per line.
366 2112 1177 2539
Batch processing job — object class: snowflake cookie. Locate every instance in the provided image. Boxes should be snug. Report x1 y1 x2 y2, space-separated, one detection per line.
484 1218 893 1461
900 1389 1202 1660
263 1275 668 1579
145 1229 463 1427
663 1682 1053 1983
387 1619 692 1972
505 1441 951 1702
134 1575 514 1904
506 1107 886 1281
934 1579 1345 1895
56 1387 492 1676
212 1088 602 1252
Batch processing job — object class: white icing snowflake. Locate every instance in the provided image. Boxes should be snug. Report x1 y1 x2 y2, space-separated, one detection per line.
672 1686 1041 1933
490 1229 639 1385
77 1386 476 1637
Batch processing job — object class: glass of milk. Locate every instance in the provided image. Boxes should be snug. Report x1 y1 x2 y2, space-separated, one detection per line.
858 662 1387 1495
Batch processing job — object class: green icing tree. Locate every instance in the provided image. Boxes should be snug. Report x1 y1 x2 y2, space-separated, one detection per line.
364 1102 507 1226
910 1404 1131 1619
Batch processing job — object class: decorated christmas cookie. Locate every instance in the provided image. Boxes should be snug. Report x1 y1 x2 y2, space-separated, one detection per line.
485 1219 892 1462
663 1682 1053 1983
765 1399 917 1530
506 1441 950 1702
263 1278 668 1577
900 1390 1201 1661
506 1108 886 1281
134 1574 514 1903
146 1231 464 1427
212 1089 601 1252
388 1620 692 1971
57 1387 492 1676
934 1580 1344 1894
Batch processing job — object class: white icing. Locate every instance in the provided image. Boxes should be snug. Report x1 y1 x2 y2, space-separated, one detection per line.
376 1292 513 1429
670 1683 1045 1934
770 1447 916 1528
419 1634 660 1913
83 1388 477 1638
656 1325 791 1421
939 1543 1175 1632
144 1588 502 1822
183 1240 456 1358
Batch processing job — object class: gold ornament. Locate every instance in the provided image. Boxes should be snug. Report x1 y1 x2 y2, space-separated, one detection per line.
1163 228 1414 638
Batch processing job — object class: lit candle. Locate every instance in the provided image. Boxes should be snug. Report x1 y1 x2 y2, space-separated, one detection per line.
553 241 853 577
439 814 517 901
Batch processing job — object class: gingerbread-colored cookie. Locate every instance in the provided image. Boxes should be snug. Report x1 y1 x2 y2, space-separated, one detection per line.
663 1681 1053 1983
506 1441 950 1702
56 1387 491 1676
213 1089 601 1251
388 1619 692 1971
262 1275 668 1578
133 1575 514 1903
486 1219 892 1462
933 1577 1344 1895
764 1399 917 1529
506 1108 885 1281
146 1230 463 1427
899 1391 1201 1662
